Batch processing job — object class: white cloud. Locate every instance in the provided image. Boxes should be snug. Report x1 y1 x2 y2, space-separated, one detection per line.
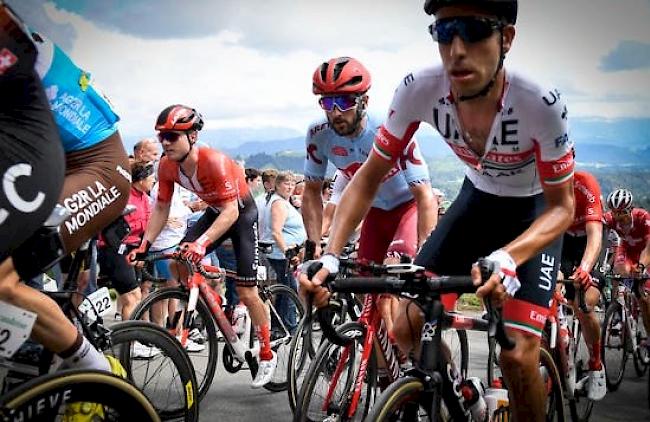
40 0 650 142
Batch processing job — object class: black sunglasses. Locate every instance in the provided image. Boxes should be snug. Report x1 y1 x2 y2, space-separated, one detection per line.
429 16 502 45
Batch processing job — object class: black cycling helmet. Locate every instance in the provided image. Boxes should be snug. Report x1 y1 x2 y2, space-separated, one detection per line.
424 0 518 24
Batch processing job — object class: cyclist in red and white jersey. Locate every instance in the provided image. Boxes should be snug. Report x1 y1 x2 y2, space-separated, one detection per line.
127 105 277 388
300 1 575 419
560 170 606 400
603 188 650 339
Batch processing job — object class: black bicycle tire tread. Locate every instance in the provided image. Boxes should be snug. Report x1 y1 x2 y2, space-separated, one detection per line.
365 377 428 421
0 369 160 421
601 303 627 391
108 321 199 421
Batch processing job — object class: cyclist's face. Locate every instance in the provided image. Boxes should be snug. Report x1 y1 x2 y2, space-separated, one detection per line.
158 131 192 161
612 209 632 225
324 95 368 136
435 6 514 98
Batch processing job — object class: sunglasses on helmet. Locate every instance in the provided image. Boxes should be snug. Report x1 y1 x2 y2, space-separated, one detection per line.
429 16 502 45
157 131 184 143
318 95 360 112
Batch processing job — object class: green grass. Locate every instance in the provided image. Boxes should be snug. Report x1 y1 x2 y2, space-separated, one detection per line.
456 294 482 311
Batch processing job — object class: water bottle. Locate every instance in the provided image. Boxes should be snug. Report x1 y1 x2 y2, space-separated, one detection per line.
484 387 509 420
460 377 488 422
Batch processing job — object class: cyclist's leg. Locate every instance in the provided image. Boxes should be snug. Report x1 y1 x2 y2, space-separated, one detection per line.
500 235 562 422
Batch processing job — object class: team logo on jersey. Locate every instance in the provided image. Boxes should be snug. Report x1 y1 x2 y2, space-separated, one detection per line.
0 48 18 75
331 146 348 156
306 143 323 164
542 89 562 106
398 142 423 170
309 122 329 138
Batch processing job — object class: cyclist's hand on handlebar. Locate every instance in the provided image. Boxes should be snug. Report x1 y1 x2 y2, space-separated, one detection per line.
474 250 521 308
571 267 593 290
127 240 150 266
180 234 211 264
298 265 330 308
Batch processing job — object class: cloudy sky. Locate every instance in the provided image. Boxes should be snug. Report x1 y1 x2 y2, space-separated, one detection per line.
9 0 650 143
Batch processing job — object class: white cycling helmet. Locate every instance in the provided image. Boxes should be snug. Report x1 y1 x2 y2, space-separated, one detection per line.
606 188 633 211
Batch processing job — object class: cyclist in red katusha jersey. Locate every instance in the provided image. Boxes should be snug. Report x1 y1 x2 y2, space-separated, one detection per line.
300 1 575 419
603 188 650 348
559 170 606 400
127 105 277 388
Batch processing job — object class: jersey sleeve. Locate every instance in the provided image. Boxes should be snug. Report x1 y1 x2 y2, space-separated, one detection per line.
304 121 329 181
581 173 604 224
329 170 349 206
530 87 575 187
398 137 431 185
603 211 614 228
372 72 422 163
156 158 174 204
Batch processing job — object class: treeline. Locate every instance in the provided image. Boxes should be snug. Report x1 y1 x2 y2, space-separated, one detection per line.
240 151 650 209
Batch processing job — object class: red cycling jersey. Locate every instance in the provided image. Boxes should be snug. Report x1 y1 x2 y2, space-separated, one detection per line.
157 147 249 208
604 208 650 251
567 171 603 236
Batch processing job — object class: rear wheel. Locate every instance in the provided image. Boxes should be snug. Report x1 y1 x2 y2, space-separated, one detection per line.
567 322 594 422
539 346 566 421
601 303 628 391
632 305 649 376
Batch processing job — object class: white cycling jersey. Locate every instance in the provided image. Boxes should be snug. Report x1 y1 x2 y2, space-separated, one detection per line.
373 66 575 197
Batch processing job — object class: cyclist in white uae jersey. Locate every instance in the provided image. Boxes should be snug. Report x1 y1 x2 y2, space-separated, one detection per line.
300 2 575 420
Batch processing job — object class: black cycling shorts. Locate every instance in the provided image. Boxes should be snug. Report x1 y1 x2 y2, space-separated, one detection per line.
415 178 563 338
181 194 259 287
97 246 139 295
1 8 65 272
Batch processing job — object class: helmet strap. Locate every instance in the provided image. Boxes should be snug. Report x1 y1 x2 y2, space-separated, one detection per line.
458 28 505 102
176 131 193 163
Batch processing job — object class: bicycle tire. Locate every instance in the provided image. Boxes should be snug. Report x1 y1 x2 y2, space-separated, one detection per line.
0 369 160 421
601 303 628 391
287 301 347 413
130 287 219 402
295 321 377 422
365 376 440 421
487 336 501 388
631 303 649 377
263 283 305 392
106 321 199 421
539 345 566 421
567 320 594 422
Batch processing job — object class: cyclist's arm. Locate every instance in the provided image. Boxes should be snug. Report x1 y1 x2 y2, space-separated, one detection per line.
321 202 336 237
270 200 290 254
408 181 437 248
326 152 393 256
503 181 575 265
302 180 324 245
580 220 604 273
640 239 650 269
197 198 239 244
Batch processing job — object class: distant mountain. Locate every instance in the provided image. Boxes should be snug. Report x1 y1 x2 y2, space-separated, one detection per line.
571 117 650 149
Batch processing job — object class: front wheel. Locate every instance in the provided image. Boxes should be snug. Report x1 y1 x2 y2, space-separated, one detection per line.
539 346 566 421
294 322 377 422
567 322 594 422
601 303 628 391
365 376 440 421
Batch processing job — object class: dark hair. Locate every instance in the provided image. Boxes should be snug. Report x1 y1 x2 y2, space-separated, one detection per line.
245 167 260 182
131 161 154 183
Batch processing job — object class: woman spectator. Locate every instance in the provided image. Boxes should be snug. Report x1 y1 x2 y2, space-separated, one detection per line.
263 171 307 333
98 161 154 320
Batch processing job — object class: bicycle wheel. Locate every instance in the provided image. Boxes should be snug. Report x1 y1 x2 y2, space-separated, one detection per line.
365 376 439 421
106 321 199 421
288 300 348 413
632 306 649 377
295 322 377 422
568 321 594 422
442 328 469 380
601 303 628 391
487 336 502 388
539 346 566 421
0 369 160 421
130 287 219 402
263 283 305 392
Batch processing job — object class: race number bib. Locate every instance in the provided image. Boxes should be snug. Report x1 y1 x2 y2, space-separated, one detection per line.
78 287 114 322
0 301 37 358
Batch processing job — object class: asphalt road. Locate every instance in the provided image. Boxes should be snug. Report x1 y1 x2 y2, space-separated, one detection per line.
197 328 650 421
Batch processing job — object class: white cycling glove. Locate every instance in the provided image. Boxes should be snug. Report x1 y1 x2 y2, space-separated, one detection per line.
485 249 521 296
319 253 340 275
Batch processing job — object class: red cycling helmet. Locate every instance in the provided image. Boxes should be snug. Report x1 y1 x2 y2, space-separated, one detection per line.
424 0 518 24
312 57 371 96
155 105 204 132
